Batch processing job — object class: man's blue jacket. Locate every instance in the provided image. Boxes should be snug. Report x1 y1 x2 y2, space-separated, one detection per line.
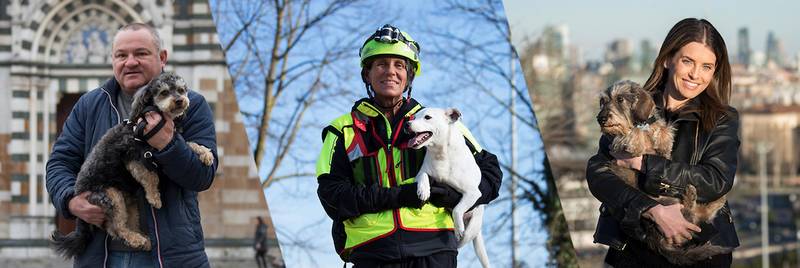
46 78 218 268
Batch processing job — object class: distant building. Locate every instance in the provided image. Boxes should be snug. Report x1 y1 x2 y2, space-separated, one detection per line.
766 31 784 67
738 27 751 68
0 0 282 265
604 39 632 75
639 39 656 73
739 105 800 186
528 25 570 75
795 53 800 72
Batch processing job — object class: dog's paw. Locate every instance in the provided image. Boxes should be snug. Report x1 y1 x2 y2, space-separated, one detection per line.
684 185 698 202
126 234 151 250
187 142 214 166
417 183 430 201
147 194 162 209
454 229 465 242
198 151 214 166
151 199 162 209
88 191 112 208
142 239 152 251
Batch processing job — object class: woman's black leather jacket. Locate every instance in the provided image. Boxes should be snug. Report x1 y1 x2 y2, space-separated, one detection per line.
586 98 741 251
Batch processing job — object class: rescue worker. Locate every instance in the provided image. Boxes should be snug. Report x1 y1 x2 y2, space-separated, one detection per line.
316 24 503 267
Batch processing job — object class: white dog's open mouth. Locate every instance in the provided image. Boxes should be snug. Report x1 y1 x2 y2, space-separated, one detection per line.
409 131 433 148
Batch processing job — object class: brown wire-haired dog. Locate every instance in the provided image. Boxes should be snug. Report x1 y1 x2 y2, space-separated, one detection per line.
51 72 214 259
596 80 730 265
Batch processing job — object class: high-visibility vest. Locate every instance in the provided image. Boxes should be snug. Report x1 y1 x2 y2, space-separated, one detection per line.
316 101 483 257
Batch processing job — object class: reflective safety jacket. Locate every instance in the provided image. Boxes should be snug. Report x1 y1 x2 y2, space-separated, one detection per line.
316 98 502 262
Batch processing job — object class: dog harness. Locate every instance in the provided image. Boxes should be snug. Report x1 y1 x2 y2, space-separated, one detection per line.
134 106 167 142
128 106 168 171
316 101 483 259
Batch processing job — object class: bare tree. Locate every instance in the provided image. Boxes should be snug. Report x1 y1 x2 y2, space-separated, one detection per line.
213 0 571 266
212 0 363 188
424 0 578 266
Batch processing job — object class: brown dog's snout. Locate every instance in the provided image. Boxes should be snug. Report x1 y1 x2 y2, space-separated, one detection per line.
597 115 607 125
597 110 609 125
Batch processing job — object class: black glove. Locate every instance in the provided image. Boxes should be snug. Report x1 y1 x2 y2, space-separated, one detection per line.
429 183 462 209
397 183 425 209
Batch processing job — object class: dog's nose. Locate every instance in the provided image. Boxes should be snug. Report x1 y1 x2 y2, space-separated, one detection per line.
597 115 607 125
175 98 184 105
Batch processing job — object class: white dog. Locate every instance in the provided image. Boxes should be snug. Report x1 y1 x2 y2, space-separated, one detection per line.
407 107 490 268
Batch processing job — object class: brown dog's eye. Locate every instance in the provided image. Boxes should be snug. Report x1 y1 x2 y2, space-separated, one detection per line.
160 91 169 96
424 115 431 120
616 96 624 103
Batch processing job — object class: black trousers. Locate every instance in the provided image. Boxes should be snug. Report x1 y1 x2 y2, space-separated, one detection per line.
352 251 457 268
605 238 732 268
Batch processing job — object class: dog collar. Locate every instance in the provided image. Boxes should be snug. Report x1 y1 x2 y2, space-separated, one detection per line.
635 115 658 130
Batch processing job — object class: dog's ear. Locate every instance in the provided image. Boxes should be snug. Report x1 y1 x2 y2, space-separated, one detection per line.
130 82 155 120
445 108 461 123
633 87 655 124
175 75 187 90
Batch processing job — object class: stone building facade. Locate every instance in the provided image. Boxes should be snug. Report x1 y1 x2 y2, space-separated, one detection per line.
0 0 282 266
739 106 800 186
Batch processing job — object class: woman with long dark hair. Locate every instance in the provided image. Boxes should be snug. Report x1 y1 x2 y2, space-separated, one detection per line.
587 18 739 267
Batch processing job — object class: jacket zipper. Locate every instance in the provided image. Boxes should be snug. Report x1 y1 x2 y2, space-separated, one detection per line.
103 235 109 268
671 117 704 165
151 206 164 268
101 88 118 268
691 122 700 165
100 88 121 125
104 87 163 267
673 118 700 165
369 108 409 228
383 114 409 254
367 114 405 250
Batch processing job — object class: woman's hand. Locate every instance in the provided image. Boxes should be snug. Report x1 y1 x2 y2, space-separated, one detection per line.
610 151 643 171
643 203 701 245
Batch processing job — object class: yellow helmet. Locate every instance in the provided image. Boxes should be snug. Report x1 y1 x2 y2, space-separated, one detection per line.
359 24 421 76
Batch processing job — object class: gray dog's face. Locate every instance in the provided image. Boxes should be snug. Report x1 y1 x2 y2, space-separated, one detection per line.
596 80 655 137
134 72 190 119
153 73 189 118
406 108 461 149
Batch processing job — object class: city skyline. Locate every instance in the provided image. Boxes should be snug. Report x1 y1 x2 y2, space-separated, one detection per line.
504 0 799 62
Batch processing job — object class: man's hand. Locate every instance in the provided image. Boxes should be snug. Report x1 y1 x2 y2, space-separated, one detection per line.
68 192 105 226
142 111 174 151
643 203 701 245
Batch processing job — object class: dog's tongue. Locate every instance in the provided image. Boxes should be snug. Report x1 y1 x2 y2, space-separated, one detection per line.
408 132 429 147
409 135 422 147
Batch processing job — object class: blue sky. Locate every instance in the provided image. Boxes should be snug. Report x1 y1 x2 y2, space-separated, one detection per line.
212 0 551 267
504 0 799 61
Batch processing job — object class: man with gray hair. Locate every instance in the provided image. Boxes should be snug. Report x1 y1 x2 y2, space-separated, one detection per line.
46 22 217 268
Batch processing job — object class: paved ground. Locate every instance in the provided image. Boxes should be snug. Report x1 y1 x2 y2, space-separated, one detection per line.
0 257 280 268
0 243 284 267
